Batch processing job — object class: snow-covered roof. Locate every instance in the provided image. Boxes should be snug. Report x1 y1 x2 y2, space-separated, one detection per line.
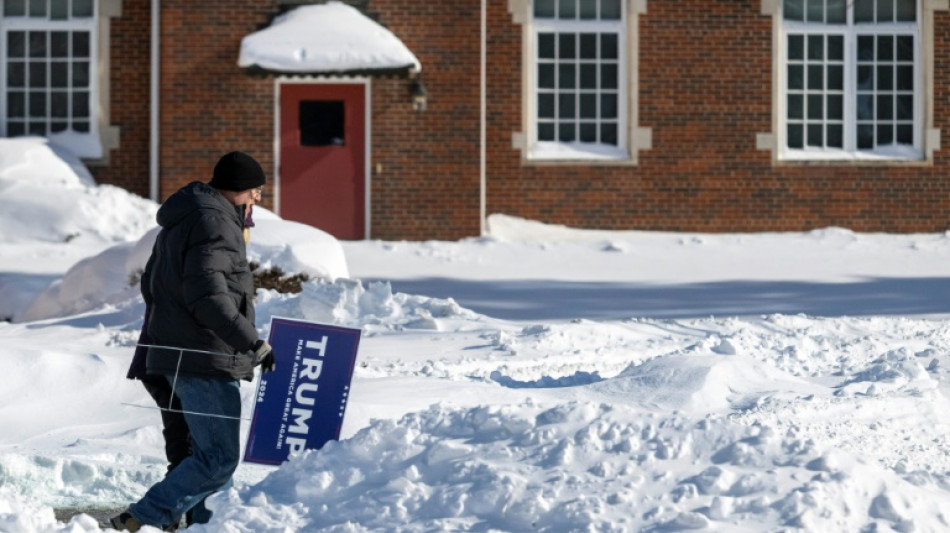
238 2 421 76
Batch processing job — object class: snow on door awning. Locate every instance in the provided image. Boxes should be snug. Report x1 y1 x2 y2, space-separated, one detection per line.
238 2 421 77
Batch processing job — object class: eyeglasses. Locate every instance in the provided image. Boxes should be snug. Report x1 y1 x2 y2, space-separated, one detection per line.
250 186 263 200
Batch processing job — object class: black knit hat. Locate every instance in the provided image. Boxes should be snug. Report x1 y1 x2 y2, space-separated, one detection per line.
209 151 266 191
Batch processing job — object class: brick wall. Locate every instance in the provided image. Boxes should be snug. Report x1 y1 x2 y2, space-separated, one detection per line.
367 1 483 239
91 0 276 204
97 0 950 239
481 0 950 233
157 1 275 203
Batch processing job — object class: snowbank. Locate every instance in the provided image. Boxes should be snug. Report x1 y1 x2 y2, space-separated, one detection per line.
256 278 477 334
0 138 156 245
0 487 100 533
0 138 157 320
246 214 349 282
202 396 950 532
17 210 350 323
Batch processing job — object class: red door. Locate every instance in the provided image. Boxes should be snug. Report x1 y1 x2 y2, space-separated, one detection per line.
279 83 366 239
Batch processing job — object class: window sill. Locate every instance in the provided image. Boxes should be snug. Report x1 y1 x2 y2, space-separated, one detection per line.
779 145 925 164
527 141 631 164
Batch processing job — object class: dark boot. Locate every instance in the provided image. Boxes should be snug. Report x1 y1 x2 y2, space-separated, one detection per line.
109 511 141 532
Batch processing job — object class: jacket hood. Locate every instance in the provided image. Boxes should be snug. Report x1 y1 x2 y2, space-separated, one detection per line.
157 181 243 229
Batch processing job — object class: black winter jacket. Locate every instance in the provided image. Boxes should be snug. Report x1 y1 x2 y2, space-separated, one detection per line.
141 181 258 381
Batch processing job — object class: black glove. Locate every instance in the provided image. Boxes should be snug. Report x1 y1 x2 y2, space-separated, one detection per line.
252 339 276 374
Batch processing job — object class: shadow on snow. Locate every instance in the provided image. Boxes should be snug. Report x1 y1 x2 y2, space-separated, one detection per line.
375 276 950 321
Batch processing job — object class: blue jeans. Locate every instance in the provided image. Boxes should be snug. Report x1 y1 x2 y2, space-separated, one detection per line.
129 375 241 528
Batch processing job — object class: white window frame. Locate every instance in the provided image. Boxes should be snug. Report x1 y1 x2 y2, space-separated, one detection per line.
531 14 628 160
767 0 943 163
509 0 650 165
0 0 103 159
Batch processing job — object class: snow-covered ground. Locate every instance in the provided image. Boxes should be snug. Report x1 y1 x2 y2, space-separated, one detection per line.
3 139 950 531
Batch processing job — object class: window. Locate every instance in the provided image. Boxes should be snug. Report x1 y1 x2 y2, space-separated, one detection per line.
780 0 921 160
530 0 628 161
1 0 101 158
299 100 345 147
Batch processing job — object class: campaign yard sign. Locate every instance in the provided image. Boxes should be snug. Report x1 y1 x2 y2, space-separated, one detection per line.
243 316 361 465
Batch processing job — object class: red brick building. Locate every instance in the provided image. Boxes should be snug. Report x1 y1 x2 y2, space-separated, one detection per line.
4 0 949 240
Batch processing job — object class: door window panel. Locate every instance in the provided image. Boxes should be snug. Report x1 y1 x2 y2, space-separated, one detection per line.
299 100 345 147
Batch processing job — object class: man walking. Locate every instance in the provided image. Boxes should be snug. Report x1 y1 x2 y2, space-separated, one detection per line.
112 151 275 531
